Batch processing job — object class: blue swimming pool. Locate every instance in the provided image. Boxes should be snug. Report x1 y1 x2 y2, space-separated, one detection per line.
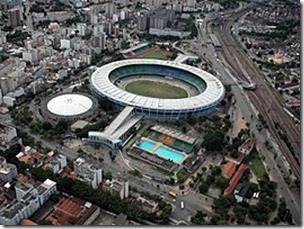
138 139 156 151
154 146 185 164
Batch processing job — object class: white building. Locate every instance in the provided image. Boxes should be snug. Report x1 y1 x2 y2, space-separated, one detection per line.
91 14 99 25
186 0 196 7
2 94 15 107
0 123 17 146
68 58 81 69
0 156 17 183
46 154 67 174
13 87 25 98
0 77 15 96
74 157 102 189
76 23 87 36
238 138 254 155
22 49 38 63
93 25 104 36
0 89 2 104
137 197 159 214
0 179 57 225
60 39 72 49
103 178 129 200
56 69 68 80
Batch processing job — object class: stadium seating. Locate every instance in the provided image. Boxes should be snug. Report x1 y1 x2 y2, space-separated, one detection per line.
109 64 207 92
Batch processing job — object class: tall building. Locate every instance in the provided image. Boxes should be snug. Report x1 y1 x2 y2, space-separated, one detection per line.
105 2 116 17
93 25 104 36
76 23 87 36
43 154 67 174
0 156 17 183
149 8 175 29
186 0 196 7
103 178 129 200
8 7 21 27
73 158 102 189
22 49 39 63
0 89 2 104
137 13 149 31
92 32 107 53
0 123 17 146
0 77 15 96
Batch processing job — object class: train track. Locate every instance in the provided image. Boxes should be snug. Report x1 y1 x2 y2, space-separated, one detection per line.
212 8 301 179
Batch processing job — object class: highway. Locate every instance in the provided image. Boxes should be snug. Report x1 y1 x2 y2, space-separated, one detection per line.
195 8 301 225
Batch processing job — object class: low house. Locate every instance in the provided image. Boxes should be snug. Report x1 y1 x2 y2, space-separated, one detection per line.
238 138 254 155
137 197 159 214
221 162 237 179
234 182 250 203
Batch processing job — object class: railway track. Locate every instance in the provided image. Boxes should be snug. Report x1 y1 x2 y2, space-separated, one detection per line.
213 8 301 179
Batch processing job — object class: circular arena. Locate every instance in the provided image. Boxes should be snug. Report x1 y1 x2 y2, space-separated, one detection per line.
42 93 98 121
90 59 225 119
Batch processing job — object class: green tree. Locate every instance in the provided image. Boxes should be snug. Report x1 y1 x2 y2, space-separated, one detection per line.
215 176 229 190
191 211 207 225
199 181 209 194
201 130 225 151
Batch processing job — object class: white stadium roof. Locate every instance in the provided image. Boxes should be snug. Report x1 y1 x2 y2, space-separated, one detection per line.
47 94 93 116
91 59 225 111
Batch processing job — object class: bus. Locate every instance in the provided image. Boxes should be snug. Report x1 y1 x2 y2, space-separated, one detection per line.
180 201 184 210
168 191 177 198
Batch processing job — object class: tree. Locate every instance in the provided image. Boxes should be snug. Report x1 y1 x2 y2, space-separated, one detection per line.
201 130 225 151
99 97 112 111
231 150 239 158
215 176 229 190
199 181 209 194
211 166 221 176
103 171 112 180
0 144 22 162
38 220 51 225
68 217 78 225
191 211 207 225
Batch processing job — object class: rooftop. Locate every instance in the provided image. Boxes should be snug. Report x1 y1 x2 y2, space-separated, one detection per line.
221 162 237 178
151 124 196 144
239 138 254 151
46 93 94 117
224 164 248 195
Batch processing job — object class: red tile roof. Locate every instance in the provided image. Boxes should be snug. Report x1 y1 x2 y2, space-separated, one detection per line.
225 152 245 164
55 198 83 217
224 164 248 195
240 138 254 151
20 219 37 226
221 162 237 178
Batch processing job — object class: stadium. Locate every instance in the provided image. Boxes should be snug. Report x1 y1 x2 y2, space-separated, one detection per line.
90 59 225 119
41 93 98 121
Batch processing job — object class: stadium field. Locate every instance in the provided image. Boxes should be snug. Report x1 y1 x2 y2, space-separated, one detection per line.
141 51 168 60
125 80 188 99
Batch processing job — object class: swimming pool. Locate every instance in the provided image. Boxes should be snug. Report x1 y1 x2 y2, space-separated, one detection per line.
154 146 185 164
138 139 156 151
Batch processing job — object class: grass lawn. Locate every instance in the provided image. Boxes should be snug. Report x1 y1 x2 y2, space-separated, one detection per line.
246 152 267 179
141 51 168 60
125 80 188 99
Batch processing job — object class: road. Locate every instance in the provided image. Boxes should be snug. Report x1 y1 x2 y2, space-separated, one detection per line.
213 6 300 179
195 8 301 225
5 120 214 223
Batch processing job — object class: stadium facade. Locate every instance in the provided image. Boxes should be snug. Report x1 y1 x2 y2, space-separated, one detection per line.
90 59 225 119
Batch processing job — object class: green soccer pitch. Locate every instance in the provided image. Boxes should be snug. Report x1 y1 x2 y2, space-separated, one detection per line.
125 80 188 99
141 51 168 60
